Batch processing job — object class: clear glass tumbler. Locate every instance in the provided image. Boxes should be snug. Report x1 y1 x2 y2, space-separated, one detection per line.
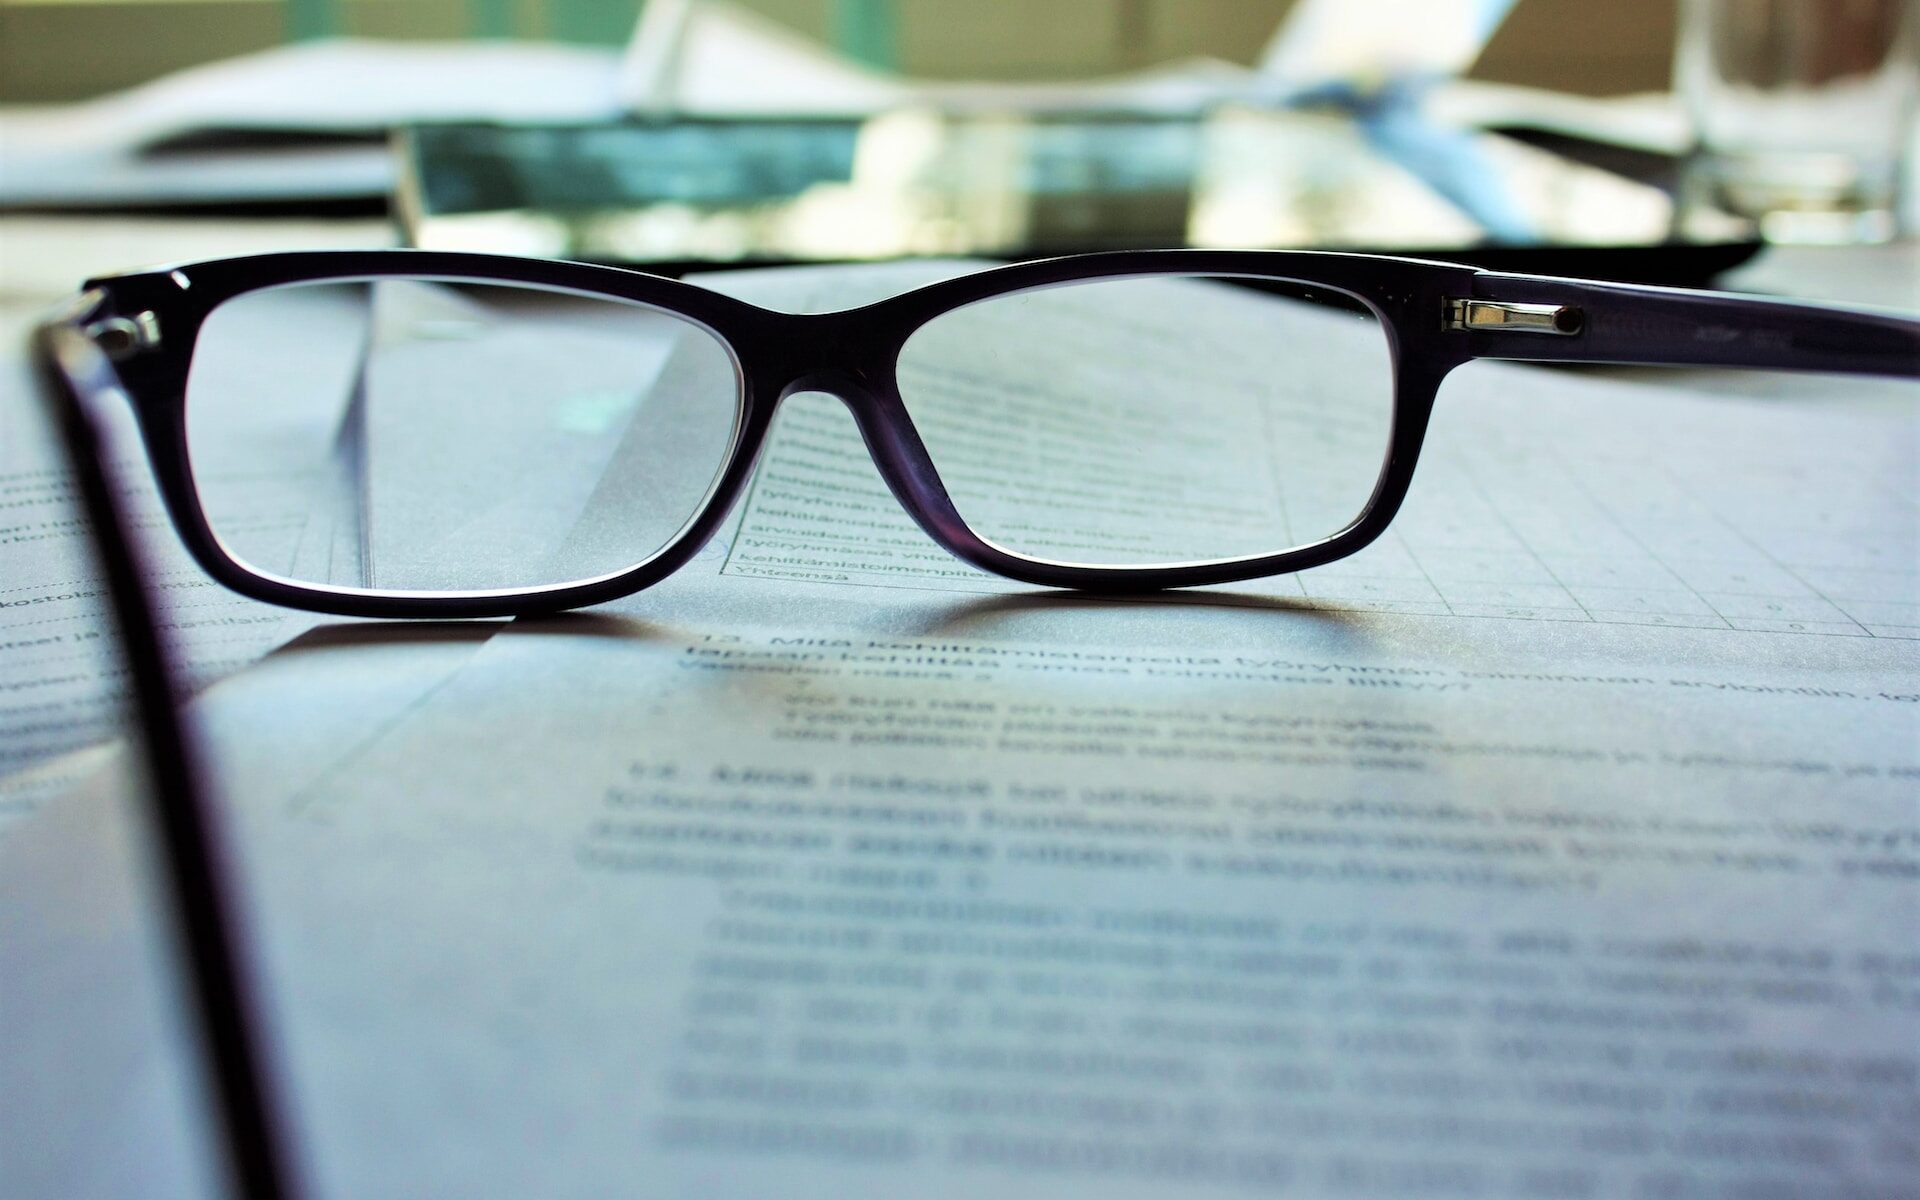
1676 0 1919 243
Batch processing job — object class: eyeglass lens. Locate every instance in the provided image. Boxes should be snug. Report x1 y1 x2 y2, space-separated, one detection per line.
897 276 1394 567
184 279 742 594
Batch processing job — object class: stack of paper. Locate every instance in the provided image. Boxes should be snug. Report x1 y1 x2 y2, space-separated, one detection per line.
2 260 1914 1198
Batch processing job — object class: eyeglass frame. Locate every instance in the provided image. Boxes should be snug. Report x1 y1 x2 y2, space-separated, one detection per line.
25 247 1920 1199
35 247 1920 621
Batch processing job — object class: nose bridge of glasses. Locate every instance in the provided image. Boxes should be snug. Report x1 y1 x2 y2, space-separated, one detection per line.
770 374 982 568
775 368 870 408
749 307 889 401
756 313 984 563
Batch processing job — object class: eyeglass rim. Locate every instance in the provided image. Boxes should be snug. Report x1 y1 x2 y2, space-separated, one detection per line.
52 249 1467 616
178 273 759 608
44 246 1920 619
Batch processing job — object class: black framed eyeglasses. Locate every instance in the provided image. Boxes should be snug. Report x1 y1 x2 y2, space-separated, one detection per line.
25 247 1920 1200
34 248 1920 620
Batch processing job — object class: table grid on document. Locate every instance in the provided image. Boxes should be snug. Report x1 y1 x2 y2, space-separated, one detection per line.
720 397 1919 640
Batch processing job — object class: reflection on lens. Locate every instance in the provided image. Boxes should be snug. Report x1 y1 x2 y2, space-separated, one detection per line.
185 279 740 595
896 275 1394 567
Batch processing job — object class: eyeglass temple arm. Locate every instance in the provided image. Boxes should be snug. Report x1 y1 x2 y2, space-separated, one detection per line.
31 302 304 1200
1456 273 1920 380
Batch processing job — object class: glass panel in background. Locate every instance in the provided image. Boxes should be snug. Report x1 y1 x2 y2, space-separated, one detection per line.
895 275 1395 567
399 109 1703 269
185 280 743 595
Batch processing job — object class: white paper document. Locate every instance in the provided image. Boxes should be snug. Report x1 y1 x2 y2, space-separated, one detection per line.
2 263 1915 1198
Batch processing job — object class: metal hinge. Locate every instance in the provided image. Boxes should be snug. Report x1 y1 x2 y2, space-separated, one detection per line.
1443 298 1583 336
84 311 161 360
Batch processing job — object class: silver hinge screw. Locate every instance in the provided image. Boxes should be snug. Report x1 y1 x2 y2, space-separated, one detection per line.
1444 298 1583 336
